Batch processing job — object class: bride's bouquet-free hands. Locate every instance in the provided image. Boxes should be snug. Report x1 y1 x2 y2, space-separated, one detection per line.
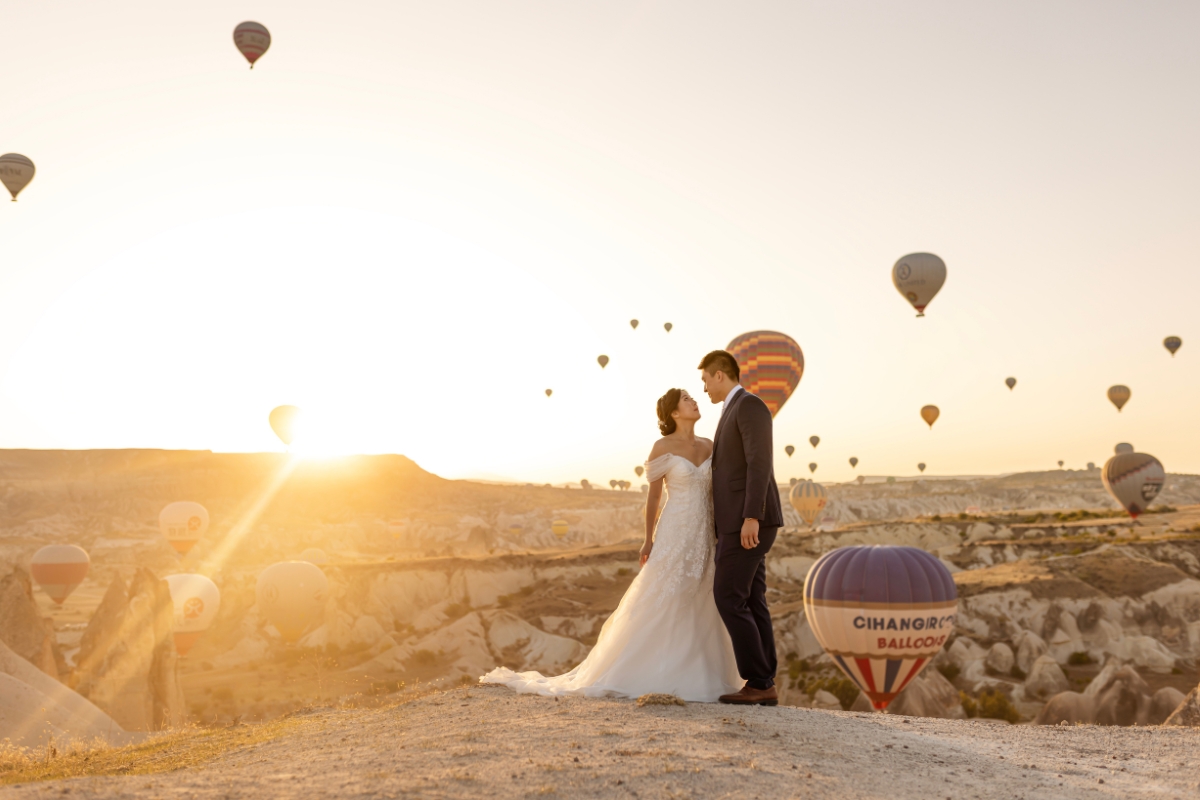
639 540 652 567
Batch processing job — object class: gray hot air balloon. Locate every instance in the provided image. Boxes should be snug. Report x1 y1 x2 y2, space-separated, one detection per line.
663 322 673 332
849 457 858 468
809 436 820 448
597 355 609 368
1005 377 1016 391
629 319 639 330
545 389 552 397
1164 336 1182 356
0 154 35 201
808 462 817 474
917 463 926 473
785 445 795 457
892 253 947 317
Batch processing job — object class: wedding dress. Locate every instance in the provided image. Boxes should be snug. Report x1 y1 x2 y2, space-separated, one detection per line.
480 453 743 701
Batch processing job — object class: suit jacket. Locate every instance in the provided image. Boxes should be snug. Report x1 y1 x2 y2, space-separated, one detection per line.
711 388 784 536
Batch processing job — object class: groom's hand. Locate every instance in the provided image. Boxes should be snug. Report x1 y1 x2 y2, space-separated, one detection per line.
740 518 760 550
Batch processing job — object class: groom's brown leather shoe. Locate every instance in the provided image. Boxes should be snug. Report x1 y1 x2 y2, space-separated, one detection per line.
719 685 778 706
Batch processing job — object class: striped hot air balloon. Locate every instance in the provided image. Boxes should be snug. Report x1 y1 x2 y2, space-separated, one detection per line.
1102 452 1165 520
725 331 804 418
804 545 957 710
0 154 35 201
788 480 827 527
551 519 569 539
30 545 90 605
233 22 271 68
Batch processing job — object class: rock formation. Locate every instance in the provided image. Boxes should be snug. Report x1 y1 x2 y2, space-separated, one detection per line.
72 569 184 730
0 567 61 679
1163 684 1200 726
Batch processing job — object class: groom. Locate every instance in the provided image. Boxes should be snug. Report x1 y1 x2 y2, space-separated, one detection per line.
700 350 783 706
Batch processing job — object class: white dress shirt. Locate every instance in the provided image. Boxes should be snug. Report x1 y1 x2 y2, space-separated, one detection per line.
720 384 743 423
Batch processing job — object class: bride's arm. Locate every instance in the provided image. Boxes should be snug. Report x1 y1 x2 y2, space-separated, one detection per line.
642 477 664 566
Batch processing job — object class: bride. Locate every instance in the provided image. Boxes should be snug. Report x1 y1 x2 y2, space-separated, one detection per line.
480 388 743 701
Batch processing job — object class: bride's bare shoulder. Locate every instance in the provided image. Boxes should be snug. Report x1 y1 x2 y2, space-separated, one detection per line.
648 438 673 460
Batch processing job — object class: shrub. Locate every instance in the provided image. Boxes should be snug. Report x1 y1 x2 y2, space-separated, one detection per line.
1067 651 1094 666
958 513 969 520
959 691 977 718
412 649 438 666
937 663 961 683
617 568 631 577
803 676 859 710
931 515 942 522
976 689 1020 723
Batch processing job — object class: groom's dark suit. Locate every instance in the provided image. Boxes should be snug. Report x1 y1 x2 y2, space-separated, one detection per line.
711 386 783 691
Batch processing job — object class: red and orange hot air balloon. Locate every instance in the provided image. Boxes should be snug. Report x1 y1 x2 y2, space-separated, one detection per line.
30 545 90 605
725 331 804 418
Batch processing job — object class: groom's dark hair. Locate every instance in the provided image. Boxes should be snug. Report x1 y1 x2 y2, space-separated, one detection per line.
698 350 739 382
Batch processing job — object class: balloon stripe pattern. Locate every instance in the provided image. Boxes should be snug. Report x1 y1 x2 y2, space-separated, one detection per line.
725 331 804 418
0 153 35 201
30 545 90 605
804 545 957 711
233 22 271 68
1101 452 1165 520
788 480 827 526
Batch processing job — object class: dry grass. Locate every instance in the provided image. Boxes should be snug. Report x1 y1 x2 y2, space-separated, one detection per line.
635 693 685 707
0 716 314 786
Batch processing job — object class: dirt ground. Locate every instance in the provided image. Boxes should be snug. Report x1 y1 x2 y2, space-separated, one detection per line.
4 685 1199 799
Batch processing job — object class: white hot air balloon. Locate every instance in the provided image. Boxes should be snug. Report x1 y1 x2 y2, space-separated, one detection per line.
298 547 329 565
892 253 947 317
0 154 35 201
233 22 271 68
30 545 90 605
1101 452 1165 520
165 574 220 656
256 561 328 643
1114 443 1134 455
159 501 210 555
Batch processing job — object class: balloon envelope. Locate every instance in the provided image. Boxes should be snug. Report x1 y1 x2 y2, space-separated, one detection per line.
1107 385 1131 412
256 561 328 643
892 253 946 317
725 331 804 418
663 322 673 332
0 154 35 201
917 463 926 473
1058 461 1064 468
159 501 209 555
1101 452 1165 519
629 319 639 330
808 462 817 473
30 545 89 605
920 405 939 428
634 465 644 477
1114 442 1134 455
849 457 858 468
1164 336 1182 356
233 21 271 67
165 574 220 655
803 545 957 710
785 445 795 457
551 520 569 539
809 436 820 448
788 480 827 526
269 405 302 445
1005 377 1016 390
545 389 552 397
597 355 609 368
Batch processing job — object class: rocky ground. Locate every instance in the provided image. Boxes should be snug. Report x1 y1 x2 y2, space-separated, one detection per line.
4 686 1200 799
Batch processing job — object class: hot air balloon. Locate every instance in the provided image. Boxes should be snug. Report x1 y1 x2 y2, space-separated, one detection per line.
256 561 328 643
808 462 817 474
788 480 827 526
809 436 820 449
551 520 569 539
1115 443 1134 455
1164 336 1182 357
725 331 804 418
630 319 639 330
0 154 35 201
892 253 946 317
1005 377 1016 391
920 405 939 429
1057 461 1064 468
849 457 859 468
856 475 866 485
789 477 799 486
635 465 644 477
507 524 524 536
785 445 795 457
663 323 673 332
269 405 302 445
159 501 209 555
1102 452 1165 520
30 545 89 605
580 479 590 489
1087 462 1096 470
298 548 329 565
803 545 957 710
545 389 553 397
1107 385 1131 412
165 574 220 656
609 479 618 489
597 355 609 368
233 22 271 68
917 463 926 473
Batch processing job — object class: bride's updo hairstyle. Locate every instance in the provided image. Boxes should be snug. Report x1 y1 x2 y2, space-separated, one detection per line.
656 388 682 435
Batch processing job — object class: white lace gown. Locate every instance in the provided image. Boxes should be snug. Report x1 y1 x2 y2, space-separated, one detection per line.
480 453 743 701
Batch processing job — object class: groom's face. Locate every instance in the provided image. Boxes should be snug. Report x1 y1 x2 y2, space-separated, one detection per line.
701 369 724 403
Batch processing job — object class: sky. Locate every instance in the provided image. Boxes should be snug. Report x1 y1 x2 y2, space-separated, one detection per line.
1 1 1199 486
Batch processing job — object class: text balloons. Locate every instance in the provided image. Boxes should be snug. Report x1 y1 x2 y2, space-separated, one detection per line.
849 457 859 468
920 405 939 429
545 389 552 397
0 154 35 201
30 545 89 605
725 331 804 418
256 561 328 643
809 436 820 449
808 462 817 474
233 22 271 68
1005 377 1016 391
1102 452 1165 520
551 519 569 539
1115 442 1134 455
785 445 795 457
597 355 609 369
788 480 827 527
803 545 957 710
917 463 926 473
629 319 639 330
1164 336 1181 357
164 574 220 656
892 253 946 317
1107 385 1130 412
634 465 644 477
269 405 302 445
159 501 209 555
663 322 673 332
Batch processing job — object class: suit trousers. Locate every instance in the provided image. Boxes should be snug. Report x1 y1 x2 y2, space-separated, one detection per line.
713 525 778 690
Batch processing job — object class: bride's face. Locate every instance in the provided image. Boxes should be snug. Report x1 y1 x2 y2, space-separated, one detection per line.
674 390 701 423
